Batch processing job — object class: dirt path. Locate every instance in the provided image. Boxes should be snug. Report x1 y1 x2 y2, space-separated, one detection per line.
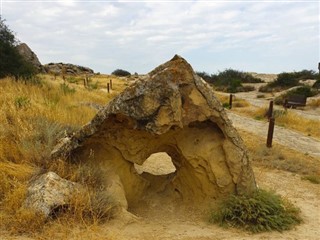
102 166 320 240
227 112 320 158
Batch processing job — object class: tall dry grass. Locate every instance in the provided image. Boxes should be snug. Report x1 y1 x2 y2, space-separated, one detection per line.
0 75 124 237
251 107 320 139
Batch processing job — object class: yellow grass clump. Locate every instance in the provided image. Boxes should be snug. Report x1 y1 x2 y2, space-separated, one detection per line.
308 98 320 108
214 93 250 108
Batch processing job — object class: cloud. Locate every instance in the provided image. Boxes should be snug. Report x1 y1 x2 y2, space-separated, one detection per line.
2 1 318 74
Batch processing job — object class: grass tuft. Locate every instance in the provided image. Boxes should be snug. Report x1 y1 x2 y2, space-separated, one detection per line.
210 189 302 233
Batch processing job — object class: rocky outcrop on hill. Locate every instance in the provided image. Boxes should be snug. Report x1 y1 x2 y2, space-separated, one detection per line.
51 55 257 213
44 62 94 75
16 43 44 72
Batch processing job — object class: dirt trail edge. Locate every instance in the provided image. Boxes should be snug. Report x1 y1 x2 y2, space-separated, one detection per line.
227 112 320 158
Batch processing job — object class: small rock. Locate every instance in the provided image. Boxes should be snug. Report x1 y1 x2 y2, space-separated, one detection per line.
24 171 80 218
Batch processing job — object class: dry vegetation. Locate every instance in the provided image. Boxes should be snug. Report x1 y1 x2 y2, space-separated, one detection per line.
0 74 125 238
0 74 319 238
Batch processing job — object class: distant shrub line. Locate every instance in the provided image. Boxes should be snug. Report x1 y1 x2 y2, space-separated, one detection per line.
197 69 263 93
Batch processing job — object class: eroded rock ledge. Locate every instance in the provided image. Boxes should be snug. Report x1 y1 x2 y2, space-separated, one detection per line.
51 55 256 210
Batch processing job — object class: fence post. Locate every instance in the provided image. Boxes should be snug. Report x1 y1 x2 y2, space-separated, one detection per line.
267 100 274 119
266 117 275 148
110 79 112 90
229 94 233 109
107 83 110 93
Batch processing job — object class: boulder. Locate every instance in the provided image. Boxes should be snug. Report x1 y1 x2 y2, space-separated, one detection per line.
51 55 257 211
44 62 94 75
24 172 79 217
16 43 44 72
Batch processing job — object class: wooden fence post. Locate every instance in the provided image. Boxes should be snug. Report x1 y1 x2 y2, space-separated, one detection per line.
266 117 275 148
107 83 110 93
110 79 112 90
229 94 233 109
267 100 273 119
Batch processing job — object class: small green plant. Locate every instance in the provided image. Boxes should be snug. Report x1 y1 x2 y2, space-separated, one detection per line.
222 102 230 109
210 189 302 233
14 96 30 109
66 76 79 84
60 83 75 95
301 175 320 184
88 81 99 90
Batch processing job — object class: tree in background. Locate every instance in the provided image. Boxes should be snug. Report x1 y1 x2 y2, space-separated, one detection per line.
0 16 36 80
111 69 131 77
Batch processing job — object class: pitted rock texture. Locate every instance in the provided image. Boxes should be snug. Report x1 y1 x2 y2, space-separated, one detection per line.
25 172 79 217
51 55 256 210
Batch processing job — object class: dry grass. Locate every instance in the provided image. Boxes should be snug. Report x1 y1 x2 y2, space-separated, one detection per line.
239 130 320 177
214 93 250 108
233 106 320 139
308 98 320 108
0 75 127 237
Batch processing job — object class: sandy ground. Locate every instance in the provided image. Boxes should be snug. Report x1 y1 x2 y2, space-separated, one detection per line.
99 166 320 240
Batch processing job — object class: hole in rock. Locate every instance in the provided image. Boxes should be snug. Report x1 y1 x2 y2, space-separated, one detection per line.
130 152 181 217
134 152 176 176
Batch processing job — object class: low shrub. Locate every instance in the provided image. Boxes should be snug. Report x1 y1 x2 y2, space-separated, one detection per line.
260 70 319 92
301 175 320 184
60 83 75 95
210 189 302 233
111 69 131 77
197 69 262 93
312 79 320 89
14 96 30 109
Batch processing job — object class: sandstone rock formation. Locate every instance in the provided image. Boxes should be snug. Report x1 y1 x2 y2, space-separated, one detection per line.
51 55 256 211
44 62 94 75
16 43 44 72
25 172 79 217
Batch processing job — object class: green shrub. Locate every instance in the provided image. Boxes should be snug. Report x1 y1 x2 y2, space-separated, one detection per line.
301 175 320 184
14 96 30 109
210 189 302 233
60 83 75 95
260 70 319 92
313 79 320 89
66 76 79 84
88 81 99 90
111 69 131 77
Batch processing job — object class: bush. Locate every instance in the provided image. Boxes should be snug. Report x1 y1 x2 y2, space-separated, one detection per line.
313 79 320 89
0 16 37 80
14 96 30 109
260 70 319 92
60 83 75 95
111 69 131 77
210 189 302 233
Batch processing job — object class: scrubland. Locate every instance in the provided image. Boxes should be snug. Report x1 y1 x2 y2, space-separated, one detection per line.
0 74 319 239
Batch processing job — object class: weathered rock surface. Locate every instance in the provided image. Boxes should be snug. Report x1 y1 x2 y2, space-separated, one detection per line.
24 172 79 217
51 55 257 211
16 43 44 72
44 62 94 75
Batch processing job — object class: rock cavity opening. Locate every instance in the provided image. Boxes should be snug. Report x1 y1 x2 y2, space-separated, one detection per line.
134 152 176 175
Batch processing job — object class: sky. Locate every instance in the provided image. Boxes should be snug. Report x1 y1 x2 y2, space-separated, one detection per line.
1 0 319 74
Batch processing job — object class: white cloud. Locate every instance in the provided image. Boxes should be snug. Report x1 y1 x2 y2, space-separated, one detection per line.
2 1 318 74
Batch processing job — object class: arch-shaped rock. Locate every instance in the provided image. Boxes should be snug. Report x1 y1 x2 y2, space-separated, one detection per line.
51 55 256 210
